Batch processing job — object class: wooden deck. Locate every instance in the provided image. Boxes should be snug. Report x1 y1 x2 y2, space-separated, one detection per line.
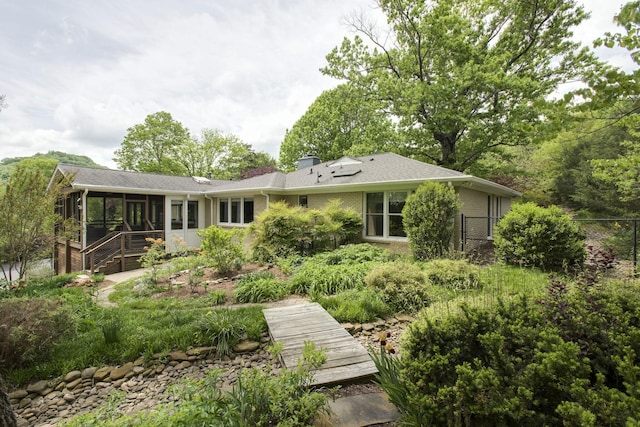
263 303 378 387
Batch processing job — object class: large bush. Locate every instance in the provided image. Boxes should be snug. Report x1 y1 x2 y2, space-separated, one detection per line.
395 279 640 425
249 200 363 263
402 181 460 260
0 297 76 369
494 203 586 271
197 225 245 275
423 258 481 290
364 262 432 314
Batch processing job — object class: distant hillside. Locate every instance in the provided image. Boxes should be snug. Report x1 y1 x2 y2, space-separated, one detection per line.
0 151 105 187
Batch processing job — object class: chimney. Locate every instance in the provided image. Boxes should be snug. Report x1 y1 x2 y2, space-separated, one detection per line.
297 154 321 170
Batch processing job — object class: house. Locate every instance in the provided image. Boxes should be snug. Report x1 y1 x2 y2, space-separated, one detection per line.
50 152 520 274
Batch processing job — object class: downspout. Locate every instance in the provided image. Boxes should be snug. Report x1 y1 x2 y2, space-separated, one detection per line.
260 190 270 211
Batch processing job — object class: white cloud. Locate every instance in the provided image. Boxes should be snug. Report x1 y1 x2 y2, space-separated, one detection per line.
0 0 635 169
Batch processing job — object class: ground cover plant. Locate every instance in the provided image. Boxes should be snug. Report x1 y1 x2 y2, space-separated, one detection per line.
233 271 288 303
314 287 391 323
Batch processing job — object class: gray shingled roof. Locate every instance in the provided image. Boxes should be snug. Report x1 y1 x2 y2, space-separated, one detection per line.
211 152 471 194
55 164 225 194
54 153 520 197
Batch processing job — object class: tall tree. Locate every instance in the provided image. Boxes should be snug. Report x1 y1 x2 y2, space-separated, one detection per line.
113 111 190 174
586 2 640 207
0 160 71 283
279 84 397 171
322 0 597 171
180 129 276 179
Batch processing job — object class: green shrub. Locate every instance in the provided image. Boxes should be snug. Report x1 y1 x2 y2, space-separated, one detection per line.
249 200 364 263
402 181 460 260
311 243 392 265
394 279 640 425
288 262 376 296
423 258 481 290
315 288 391 323
196 307 266 358
494 203 586 271
365 262 432 314
0 297 76 369
205 290 227 305
198 225 245 275
234 272 288 303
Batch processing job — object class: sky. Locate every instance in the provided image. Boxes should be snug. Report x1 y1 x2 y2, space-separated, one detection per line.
0 0 635 169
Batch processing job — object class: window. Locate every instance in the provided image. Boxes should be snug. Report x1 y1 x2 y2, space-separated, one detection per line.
219 199 229 223
243 198 254 223
171 200 183 230
366 191 408 238
299 195 308 208
219 197 254 225
188 200 198 229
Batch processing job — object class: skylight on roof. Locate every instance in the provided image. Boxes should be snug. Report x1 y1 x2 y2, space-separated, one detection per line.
332 168 362 177
328 157 362 168
192 176 211 184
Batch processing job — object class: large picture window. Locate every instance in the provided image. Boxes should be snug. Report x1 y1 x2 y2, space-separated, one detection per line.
219 197 254 225
365 191 408 238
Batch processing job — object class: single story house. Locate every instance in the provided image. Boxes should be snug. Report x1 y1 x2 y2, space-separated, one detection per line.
49 152 520 274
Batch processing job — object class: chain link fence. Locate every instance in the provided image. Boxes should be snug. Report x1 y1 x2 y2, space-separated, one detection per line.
461 216 639 279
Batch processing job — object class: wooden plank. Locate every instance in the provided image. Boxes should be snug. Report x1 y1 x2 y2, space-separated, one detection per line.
263 302 378 386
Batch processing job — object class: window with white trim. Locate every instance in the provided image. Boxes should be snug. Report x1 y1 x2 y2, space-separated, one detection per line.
365 191 408 238
218 197 254 225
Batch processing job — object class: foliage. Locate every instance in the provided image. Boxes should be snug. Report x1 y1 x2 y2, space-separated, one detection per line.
307 243 392 266
322 0 596 171
0 297 76 369
60 343 329 427
423 258 481 290
196 308 266 358
279 84 397 171
198 226 245 275
249 200 363 263
364 262 432 314
113 111 190 174
0 160 72 283
494 203 586 271
314 288 391 323
180 128 276 180
233 272 288 303
288 261 376 296
138 237 166 286
402 181 460 261
395 277 640 426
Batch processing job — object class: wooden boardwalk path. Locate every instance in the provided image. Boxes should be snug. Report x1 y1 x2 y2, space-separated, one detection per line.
263 303 378 387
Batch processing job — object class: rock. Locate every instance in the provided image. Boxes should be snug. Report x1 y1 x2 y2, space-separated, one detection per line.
93 366 112 381
342 323 355 333
395 314 415 323
187 346 215 357
27 380 49 395
81 367 98 379
361 323 375 332
233 341 260 353
174 361 192 370
168 351 189 361
109 362 134 381
64 370 82 382
63 393 75 403
66 378 82 390
9 389 28 400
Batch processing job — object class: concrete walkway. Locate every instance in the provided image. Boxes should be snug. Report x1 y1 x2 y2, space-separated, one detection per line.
97 268 148 307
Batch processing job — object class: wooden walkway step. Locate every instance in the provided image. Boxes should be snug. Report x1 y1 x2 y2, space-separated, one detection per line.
263 303 378 387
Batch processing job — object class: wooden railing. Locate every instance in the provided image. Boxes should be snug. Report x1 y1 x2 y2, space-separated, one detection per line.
81 230 164 273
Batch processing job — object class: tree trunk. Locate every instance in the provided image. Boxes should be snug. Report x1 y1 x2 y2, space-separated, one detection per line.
433 131 460 170
0 375 17 427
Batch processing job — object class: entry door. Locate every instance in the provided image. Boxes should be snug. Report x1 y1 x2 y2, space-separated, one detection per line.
126 201 146 231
